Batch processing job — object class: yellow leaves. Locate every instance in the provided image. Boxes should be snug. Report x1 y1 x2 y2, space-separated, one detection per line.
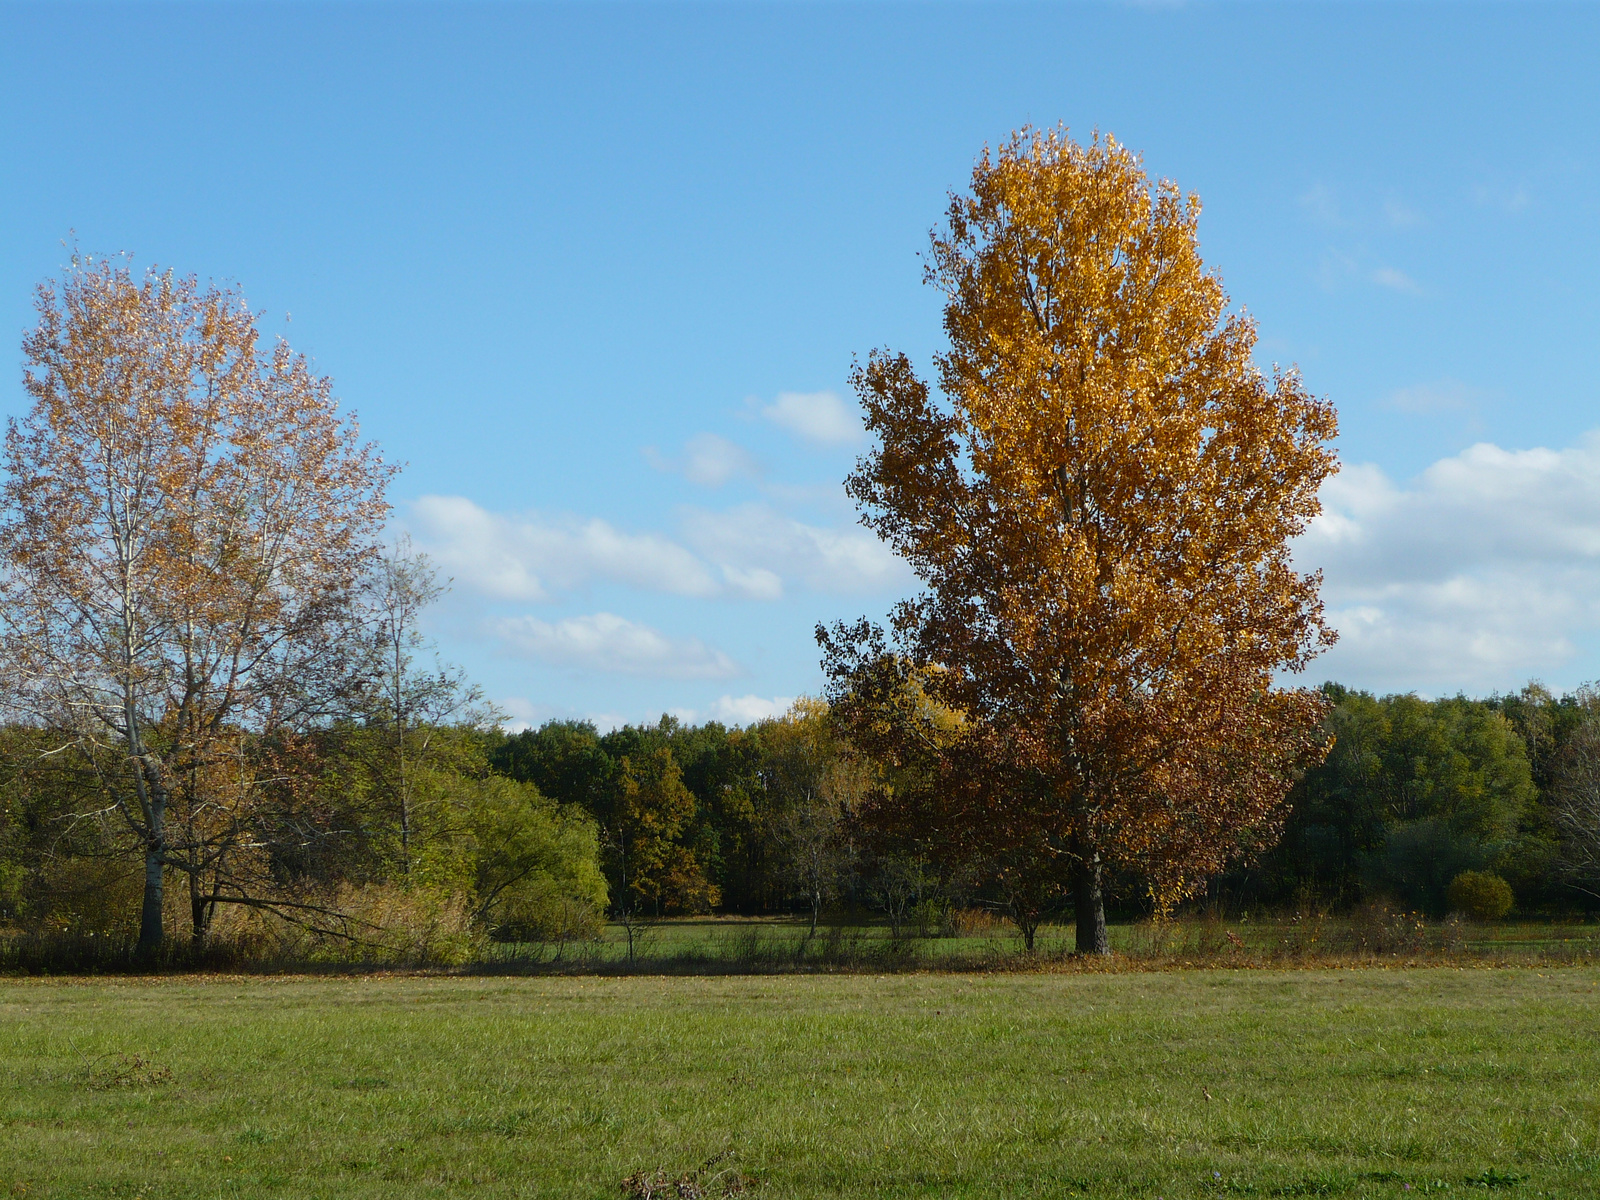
0 254 396 930
837 126 1338 898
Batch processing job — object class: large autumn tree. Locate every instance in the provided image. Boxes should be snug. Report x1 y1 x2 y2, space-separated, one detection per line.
821 130 1338 953
0 253 393 954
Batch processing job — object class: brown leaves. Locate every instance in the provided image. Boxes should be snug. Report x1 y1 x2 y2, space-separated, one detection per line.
828 127 1338 914
0 251 395 944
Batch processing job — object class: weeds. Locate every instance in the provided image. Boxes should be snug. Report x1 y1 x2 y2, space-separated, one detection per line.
85 1052 174 1089
621 1151 750 1199
5 912 1598 977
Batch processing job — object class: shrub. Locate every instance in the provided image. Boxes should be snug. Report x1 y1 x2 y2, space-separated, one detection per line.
257 883 484 966
1446 871 1514 921
943 907 1003 938
1361 818 1486 914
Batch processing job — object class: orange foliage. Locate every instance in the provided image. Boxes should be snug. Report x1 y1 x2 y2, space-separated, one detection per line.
823 130 1338 948
0 253 393 950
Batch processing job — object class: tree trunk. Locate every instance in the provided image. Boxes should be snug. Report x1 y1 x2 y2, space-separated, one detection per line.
189 871 210 949
1074 852 1109 956
138 843 164 957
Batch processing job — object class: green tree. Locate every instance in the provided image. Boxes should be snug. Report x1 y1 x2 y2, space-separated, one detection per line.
756 700 865 935
1262 687 1538 912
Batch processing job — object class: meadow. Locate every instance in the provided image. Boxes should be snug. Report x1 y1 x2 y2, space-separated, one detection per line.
497 912 1600 972
3 963 1598 1199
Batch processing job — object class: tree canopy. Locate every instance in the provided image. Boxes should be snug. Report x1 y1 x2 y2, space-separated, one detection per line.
824 129 1339 950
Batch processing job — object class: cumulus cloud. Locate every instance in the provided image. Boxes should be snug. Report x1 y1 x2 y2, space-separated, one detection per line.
409 494 908 605
492 612 741 679
668 694 798 727
1296 435 1600 692
761 390 861 445
708 693 796 724
681 503 911 597
409 495 719 601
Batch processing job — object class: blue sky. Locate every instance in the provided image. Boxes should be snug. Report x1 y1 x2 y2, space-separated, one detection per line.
4 2 1599 727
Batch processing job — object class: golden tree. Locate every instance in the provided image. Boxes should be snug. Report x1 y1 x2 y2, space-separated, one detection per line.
0 254 393 953
822 130 1338 953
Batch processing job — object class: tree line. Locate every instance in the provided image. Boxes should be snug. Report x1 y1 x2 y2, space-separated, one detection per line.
5 130 1598 963
5 680 1598 957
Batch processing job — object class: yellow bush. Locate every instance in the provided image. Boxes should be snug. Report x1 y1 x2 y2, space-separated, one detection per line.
1446 871 1514 921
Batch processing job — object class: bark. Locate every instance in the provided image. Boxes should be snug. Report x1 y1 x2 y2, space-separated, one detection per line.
1074 852 1110 956
189 872 211 948
1020 917 1039 953
138 843 165 956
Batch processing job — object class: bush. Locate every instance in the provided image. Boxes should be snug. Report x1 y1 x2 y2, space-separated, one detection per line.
256 883 484 966
1446 871 1514 921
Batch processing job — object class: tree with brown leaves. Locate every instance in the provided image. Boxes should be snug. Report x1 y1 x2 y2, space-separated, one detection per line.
822 130 1338 953
0 253 393 954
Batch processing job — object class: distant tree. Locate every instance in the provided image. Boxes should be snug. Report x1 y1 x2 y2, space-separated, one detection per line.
605 746 718 920
489 720 614 814
823 129 1337 953
1552 718 1600 900
459 775 608 941
0 254 392 953
359 538 497 878
863 852 934 941
757 699 865 935
1261 688 1539 912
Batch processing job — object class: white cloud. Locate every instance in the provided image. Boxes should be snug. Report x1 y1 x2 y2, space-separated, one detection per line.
667 694 798 726
720 564 784 601
1296 434 1600 692
410 495 719 601
682 503 911 596
496 695 555 733
493 612 741 679
708 693 795 724
409 493 908 606
761 390 861 445
646 433 760 487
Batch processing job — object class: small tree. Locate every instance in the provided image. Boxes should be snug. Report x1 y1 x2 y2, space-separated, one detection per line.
603 747 718 930
0 254 392 953
824 129 1337 953
359 537 497 878
1552 719 1600 900
758 700 864 936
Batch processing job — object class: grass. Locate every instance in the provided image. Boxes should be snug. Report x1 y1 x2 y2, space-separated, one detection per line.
8 912 1598 975
535 912 1600 971
3 967 1599 1198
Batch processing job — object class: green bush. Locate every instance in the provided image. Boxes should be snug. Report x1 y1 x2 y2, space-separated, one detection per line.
1446 870 1514 920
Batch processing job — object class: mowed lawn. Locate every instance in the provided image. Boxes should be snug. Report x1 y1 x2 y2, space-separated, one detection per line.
2 969 1598 1198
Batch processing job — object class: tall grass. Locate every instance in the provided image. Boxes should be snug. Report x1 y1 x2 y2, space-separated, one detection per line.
5 908 1598 976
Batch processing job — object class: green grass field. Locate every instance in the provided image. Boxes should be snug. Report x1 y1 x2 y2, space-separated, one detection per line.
3 967 1599 1198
